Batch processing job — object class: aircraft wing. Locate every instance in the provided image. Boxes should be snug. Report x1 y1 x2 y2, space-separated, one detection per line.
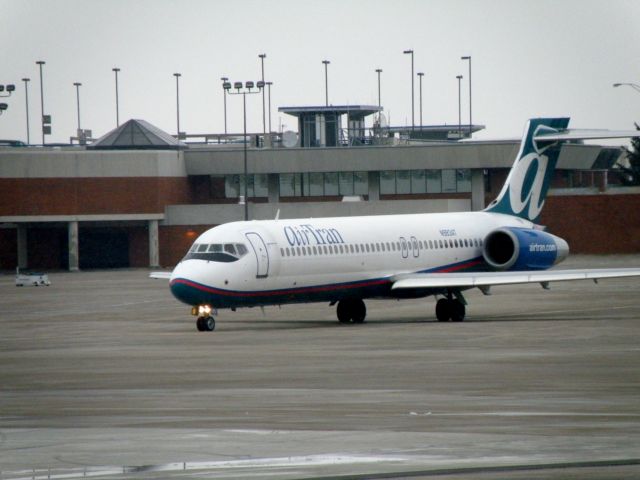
150 271 172 280
391 268 640 290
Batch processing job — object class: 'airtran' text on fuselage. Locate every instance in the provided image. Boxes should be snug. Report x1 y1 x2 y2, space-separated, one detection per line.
284 224 345 246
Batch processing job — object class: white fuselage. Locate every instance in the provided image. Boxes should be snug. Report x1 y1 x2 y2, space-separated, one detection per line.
169 211 536 309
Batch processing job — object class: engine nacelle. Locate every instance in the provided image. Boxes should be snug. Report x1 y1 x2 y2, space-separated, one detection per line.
483 227 569 271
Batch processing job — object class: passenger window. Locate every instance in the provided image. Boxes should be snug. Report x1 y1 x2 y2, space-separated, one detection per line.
286 248 290 256
386 242 391 250
376 243 380 252
296 247 301 256
381 243 386 252
313 246 317 255
280 248 284 256
349 244 354 253
365 244 370 253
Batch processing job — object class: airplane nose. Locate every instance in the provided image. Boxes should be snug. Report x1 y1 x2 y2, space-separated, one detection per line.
169 263 202 306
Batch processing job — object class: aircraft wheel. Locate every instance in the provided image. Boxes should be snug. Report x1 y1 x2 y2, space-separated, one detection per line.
352 299 366 323
196 317 205 331
451 300 466 322
337 300 351 323
435 299 451 322
203 316 216 331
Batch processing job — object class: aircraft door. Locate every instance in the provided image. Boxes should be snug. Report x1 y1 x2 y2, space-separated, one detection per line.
245 232 269 278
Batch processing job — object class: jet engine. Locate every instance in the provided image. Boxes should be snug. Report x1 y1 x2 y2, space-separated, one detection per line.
483 227 569 271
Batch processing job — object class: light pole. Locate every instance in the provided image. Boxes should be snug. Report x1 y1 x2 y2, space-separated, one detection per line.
461 56 472 136
73 82 82 132
322 60 330 106
259 53 266 139
22 78 30 144
375 68 382 111
36 60 45 145
173 73 181 136
613 82 640 93
224 80 264 221
220 76 228 135
403 50 414 130
266 81 273 134
417 72 424 129
456 75 463 139
112 67 120 127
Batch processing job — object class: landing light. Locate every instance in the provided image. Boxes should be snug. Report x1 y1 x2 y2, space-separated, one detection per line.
198 305 212 316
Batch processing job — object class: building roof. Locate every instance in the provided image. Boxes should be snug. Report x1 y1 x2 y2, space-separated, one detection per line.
88 119 187 150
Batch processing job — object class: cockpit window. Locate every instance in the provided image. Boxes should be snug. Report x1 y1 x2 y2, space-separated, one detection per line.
184 242 249 263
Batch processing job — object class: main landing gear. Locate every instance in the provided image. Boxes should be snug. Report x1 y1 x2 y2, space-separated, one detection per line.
435 296 466 322
336 298 367 324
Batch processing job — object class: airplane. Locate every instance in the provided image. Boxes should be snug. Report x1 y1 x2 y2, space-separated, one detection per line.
152 117 640 332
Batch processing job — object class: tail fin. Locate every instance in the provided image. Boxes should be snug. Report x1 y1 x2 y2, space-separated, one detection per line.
484 117 570 223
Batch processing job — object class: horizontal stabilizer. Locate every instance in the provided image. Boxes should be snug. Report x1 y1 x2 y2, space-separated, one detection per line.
391 268 640 290
534 129 639 142
150 271 171 280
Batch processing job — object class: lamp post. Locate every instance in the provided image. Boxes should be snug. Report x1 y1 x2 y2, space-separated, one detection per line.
220 76 228 135
417 72 424 129
461 56 472 136
36 60 46 145
266 81 273 134
173 73 181 137
375 68 382 111
322 60 330 106
73 82 82 132
259 53 266 139
224 80 264 221
22 78 30 144
613 82 640 93
456 75 463 139
403 50 414 130
112 67 120 127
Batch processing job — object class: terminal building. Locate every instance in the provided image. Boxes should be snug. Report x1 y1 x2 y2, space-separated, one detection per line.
1 108 639 271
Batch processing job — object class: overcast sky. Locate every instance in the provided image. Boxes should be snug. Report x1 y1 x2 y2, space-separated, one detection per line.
1 0 639 144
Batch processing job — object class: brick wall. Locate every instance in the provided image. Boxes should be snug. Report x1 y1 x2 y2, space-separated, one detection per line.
540 194 640 253
0 177 192 216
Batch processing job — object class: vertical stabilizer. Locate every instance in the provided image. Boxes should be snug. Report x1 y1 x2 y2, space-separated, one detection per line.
484 117 570 223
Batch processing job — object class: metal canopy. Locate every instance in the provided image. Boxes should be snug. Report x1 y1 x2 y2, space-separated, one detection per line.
279 105 382 120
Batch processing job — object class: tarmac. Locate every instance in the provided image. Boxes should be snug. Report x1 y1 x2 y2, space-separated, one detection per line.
1 254 639 479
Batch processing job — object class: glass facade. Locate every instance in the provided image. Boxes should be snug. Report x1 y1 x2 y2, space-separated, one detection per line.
379 169 471 195
225 174 269 198
224 169 471 198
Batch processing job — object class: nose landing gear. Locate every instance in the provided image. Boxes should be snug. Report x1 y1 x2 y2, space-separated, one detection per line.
192 305 216 332
196 315 216 332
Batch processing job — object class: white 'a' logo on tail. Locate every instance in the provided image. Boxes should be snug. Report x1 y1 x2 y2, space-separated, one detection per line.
508 152 549 221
